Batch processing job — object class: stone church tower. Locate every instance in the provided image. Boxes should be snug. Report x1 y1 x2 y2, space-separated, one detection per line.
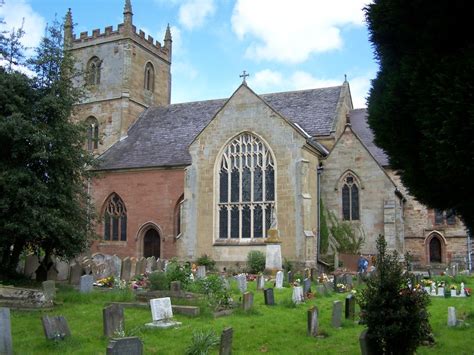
65 0 172 154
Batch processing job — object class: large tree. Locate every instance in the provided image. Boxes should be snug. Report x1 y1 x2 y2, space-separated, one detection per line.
0 19 95 279
365 1 474 232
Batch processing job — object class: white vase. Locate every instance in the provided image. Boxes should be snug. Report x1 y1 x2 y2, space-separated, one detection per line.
450 290 457 297
438 287 445 296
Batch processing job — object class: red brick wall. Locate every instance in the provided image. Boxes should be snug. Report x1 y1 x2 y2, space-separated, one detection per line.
90 168 184 259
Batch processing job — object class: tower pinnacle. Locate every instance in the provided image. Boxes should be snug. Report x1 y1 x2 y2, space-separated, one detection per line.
64 8 73 48
123 0 133 26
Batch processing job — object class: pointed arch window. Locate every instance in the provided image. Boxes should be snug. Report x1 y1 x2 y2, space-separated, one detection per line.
86 56 101 85
342 173 359 220
144 62 155 92
86 116 99 151
217 133 275 240
103 193 127 241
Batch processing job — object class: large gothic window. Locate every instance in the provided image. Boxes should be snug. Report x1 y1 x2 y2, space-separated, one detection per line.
103 193 127 241
144 62 155 92
342 173 359 220
86 116 99 151
86 56 101 85
217 133 275 240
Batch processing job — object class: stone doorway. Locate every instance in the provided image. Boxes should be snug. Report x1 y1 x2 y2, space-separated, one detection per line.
429 236 442 263
143 229 161 258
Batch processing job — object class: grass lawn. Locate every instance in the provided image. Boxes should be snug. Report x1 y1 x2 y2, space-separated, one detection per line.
7 276 474 354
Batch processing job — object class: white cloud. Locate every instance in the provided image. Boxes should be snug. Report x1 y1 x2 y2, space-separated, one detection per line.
347 73 374 108
231 0 368 63
172 61 198 80
0 0 46 53
179 0 215 30
249 69 283 90
290 71 340 90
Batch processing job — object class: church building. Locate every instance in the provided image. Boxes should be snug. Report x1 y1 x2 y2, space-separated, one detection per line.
68 1 469 270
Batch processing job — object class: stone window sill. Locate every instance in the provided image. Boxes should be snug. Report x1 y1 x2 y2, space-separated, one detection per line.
98 241 128 246
213 239 267 246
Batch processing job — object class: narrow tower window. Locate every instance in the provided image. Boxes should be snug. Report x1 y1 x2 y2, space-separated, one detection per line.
144 62 155 92
86 56 101 85
86 116 99 151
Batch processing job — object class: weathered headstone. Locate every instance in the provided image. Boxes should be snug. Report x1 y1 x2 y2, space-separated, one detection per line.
345 294 355 320
69 263 83 285
47 264 59 281
275 271 284 289
315 284 326 296
170 281 181 293
41 315 71 340
56 260 70 281
236 274 247 293
196 265 206 279
307 306 318 337
112 255 122 279
292 286 304 304
80 274 94 293
103 304 125 337
447 307 457 327
0 308 13 355
264 288 275 306
242 292 254 311
24 255 39 279
256 275 265 290
303 278 311 296
287 271 293 284
107 337 143 355
145 256 156 274
332 300 342 328
121 257 132 281
42 280 56 302
359 329 375 355
323 281 333 294
135 257 146 276
344 274 353 289
145 297 181 328
219 327 233 355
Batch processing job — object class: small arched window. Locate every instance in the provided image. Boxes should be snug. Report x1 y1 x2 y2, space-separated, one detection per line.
174 194 184 237
144 62 154 91
342 173 359 220
86 56 101 85
86 116 99 151
103 193 127 241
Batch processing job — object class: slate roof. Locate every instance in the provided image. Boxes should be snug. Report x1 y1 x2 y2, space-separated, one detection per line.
349 108 389 166
96 85 343 171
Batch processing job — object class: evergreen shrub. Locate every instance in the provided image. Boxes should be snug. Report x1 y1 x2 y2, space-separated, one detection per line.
246 250 266 274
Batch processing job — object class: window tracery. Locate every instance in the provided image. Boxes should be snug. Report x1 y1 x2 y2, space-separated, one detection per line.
103 193 127 241
86 56 101 85
341 173 359 220
144 62 155 91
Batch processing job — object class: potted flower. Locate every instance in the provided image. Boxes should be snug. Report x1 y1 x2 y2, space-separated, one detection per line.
336 283 346 293
422 279 432 294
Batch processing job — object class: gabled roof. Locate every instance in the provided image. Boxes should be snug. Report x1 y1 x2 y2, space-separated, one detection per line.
350 108 389 166
95 85 343 171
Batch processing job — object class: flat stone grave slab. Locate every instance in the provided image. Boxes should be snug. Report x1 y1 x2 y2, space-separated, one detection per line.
107 337 143 355
0 286 52 310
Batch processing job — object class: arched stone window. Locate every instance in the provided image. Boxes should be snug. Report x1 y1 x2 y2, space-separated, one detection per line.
103 193 127 241
341 173 359 220
86 56 101 85
217 133 275 240
144 62 155 92
86 116 99 151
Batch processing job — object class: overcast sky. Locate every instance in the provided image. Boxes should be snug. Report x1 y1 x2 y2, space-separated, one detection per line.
0 0 377 107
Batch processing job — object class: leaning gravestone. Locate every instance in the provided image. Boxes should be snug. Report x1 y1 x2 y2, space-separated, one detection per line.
112 255 122 279
107 337 143 355
292 286 304 304
145 256 156 274
0 308 13 355
146 297 181 328
219 327 233 355
332 300 342 328
136 258 146 276
80 274 94 293
121 257 132 282
447 307 457 327
264 288 275 306
242 292 254 311
41 315 71 340
307 306 319 337
345 294 355 320
56 259 70 281
275 271 284 289
69 263 83 285
103 304 125 337
42 280 56 302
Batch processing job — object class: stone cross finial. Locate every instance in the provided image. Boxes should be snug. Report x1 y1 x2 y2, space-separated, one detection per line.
240 70 250 84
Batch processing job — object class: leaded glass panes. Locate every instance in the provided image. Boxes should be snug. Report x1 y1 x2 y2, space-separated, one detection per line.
217 133 275 240
342 185 350 220
103 193 127 241
341 173 359 221
351 185 359 220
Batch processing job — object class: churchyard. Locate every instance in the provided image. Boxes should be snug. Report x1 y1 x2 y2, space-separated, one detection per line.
1 258 473 354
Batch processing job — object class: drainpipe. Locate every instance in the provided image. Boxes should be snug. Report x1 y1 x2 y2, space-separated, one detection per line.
316 163 324 266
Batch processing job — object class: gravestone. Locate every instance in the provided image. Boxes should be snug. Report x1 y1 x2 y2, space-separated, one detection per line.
315 284 326 296
332 300 342 328
112 255 122 279
47 264 59 281
145 297 181 328
103 304 125 337
42 280 56 302
155 258 165 272
56 260 70 281
41 315 71 340
145 256 156 274
236 274 247 293
292 286 304 304
24 255 39 279
345 294 355 320
219 327 233 355
287 271 293 284
0 308 13 355
135 258 146 276
264 288 275 306
121 257 132 281
310 268 317 281
242 292 254 311
303 278 311 296
359 329 375 355
170 281 181 293
196 265 206 279
80 274 94 293
344 274 353 289
323 282 333 294
107 337 143 355
256 275 265 290
447 307 457 327
69 263 83 285
275 271 284 289
307 306 318 337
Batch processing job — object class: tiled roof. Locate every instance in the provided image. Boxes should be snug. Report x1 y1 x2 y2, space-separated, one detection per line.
349 108 389 166
96 85 343 170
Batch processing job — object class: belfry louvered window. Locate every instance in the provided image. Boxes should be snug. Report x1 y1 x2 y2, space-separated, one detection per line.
218 133 275 240
103 193 127 241
342 174 359 221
